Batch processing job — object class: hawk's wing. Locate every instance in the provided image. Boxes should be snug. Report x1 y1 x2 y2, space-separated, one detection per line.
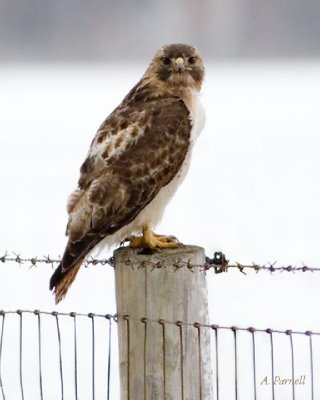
50 95 192 302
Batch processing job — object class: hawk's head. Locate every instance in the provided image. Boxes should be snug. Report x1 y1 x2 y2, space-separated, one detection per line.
146 44 204 93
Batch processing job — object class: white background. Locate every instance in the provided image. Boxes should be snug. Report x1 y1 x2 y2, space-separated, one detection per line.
1 61 320 399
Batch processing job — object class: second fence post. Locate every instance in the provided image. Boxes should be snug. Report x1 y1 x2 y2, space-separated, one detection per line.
114 245 213 400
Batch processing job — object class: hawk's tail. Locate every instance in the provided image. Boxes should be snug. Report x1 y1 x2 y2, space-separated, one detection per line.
50 237 99 304
50 258 84 304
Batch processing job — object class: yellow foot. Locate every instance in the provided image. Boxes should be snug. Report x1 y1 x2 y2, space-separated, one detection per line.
127 225 181 249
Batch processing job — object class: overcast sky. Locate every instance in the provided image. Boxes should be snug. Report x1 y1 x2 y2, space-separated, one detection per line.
1 0 320 61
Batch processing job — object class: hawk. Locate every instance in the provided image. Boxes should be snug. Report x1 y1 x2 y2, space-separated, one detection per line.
50 43 205 303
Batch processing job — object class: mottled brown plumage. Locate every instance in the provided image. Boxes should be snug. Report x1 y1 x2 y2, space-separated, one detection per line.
50 43 205 303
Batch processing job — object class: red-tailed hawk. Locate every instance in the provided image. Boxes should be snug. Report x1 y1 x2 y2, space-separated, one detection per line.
50 43 205 303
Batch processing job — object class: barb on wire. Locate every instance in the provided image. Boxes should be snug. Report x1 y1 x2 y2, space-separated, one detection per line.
0 253 115 269
1 250 320 274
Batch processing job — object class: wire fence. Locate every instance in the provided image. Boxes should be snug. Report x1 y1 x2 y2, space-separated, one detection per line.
0 252 318 399
117 313 319 400
0 310 115 400
1 251 320 274
0 310 318 400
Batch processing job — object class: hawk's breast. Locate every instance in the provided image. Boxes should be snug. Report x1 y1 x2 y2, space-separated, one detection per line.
67 85 205 251
97 91 205 248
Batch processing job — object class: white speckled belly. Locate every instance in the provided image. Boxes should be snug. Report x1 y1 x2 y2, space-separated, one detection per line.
97 93 205 250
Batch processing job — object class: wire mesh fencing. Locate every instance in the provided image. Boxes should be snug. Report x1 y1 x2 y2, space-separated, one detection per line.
0 252 319 399
116 314 318 400
0 310 117 400
0 310 318 400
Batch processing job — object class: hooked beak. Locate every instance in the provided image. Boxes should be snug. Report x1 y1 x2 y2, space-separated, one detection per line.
174 57 185 73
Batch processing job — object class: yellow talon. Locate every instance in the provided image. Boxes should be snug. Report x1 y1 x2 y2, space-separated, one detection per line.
129 225 181 249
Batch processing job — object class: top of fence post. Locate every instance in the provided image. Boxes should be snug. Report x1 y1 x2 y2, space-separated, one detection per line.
113 244 213 400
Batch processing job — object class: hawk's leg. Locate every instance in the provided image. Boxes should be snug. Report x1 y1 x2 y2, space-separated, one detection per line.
129 225 181 249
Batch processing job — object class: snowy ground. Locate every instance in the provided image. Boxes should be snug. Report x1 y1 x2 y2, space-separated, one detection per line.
1 61 320 399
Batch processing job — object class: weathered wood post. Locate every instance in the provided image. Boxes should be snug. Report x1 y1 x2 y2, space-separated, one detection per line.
114 245 213 400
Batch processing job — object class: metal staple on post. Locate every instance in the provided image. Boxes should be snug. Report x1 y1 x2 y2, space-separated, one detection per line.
123 315 130 400
176 321 184 400
158 319 167 400
194 322 203 400
141 317 147 400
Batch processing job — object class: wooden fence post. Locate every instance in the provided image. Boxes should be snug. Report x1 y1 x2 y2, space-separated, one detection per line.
114 245 213 400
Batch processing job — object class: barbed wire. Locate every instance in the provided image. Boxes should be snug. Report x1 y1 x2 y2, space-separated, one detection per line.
1 250 319 274
0 252 114 268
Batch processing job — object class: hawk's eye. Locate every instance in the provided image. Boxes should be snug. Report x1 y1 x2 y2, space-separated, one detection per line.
161 57 171 65
188 56 196 64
